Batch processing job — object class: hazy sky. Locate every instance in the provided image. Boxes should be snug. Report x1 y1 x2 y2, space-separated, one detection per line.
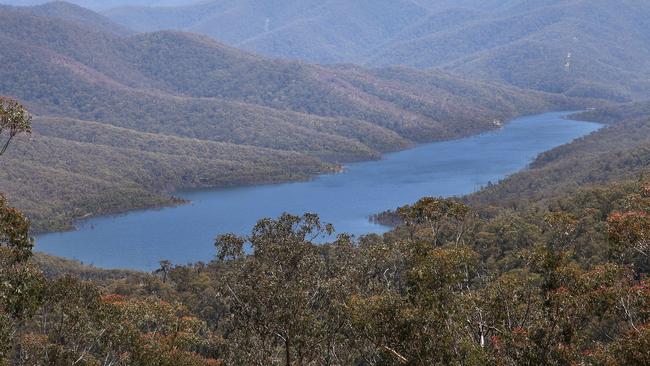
0 1 203 10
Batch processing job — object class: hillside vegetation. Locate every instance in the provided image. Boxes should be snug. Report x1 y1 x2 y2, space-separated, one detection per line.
5 145 650 364
0 4 649 362
104 0 650 101
1 117 331 232
0 5 579 231
1 1 133 35
4 102 650 363
468 111 650 208
571 101 650 125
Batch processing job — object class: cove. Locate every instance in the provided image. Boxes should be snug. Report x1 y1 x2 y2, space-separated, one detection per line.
35 112 602 271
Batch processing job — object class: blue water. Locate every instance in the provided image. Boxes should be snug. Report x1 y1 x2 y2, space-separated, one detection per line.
35 112 602 270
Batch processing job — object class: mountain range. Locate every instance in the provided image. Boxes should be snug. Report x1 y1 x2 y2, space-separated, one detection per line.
0 2 581 231
0 0 194 10
100 0 650 101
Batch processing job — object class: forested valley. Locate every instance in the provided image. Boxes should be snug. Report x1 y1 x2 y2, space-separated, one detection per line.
1 1 650 365
3 95 650 364
0 3 586 233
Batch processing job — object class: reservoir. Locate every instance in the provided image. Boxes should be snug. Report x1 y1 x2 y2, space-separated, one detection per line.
35 112 602 270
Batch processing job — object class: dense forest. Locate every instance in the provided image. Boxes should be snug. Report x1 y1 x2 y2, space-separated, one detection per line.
2 98 650 364
0 4 585 232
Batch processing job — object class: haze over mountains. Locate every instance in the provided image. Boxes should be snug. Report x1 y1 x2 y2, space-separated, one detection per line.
9 0 650 102
6 0 133 35
0 2 582 231
98 0 650 101
0 0 194 10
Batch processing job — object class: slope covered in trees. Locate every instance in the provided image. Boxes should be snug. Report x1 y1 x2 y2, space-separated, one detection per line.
0 2 648 364
104 0 650 101
373 0 650 100
6 160 650 364
1 63 649 365
0 5 580 232
467 108 650 209
1 1 133 36
2 117 333 232
571 101 650 125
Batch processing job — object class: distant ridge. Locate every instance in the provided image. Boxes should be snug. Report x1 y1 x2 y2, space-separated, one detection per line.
104 0 650 101
0 1 198 10
2 1 133 35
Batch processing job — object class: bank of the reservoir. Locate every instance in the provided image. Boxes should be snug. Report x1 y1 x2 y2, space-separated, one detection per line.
36 112 602 270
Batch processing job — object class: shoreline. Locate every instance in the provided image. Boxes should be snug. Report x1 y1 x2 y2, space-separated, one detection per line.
32 110 603 271
33 110 592 237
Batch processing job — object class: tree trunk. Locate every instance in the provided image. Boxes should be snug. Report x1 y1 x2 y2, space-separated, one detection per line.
285 338 291 366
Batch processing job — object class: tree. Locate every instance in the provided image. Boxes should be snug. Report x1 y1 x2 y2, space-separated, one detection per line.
0 195 33 264
608 211 650 265
0 97 32 262
607 185 650 272
0 98 43 365
0 97 31 156
156 260 173 283
214 213 358 365
397 197 471 246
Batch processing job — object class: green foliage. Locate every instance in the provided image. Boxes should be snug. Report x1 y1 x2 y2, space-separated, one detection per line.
468 114 650 209
213 214 353 365
397 197 472 245
0 97 31 155
0 194 33 263
4 171 650 365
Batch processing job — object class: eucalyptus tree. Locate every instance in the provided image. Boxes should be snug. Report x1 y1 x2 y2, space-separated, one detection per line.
0 97 31 156
214 213 360 365
397 197 472 246
0 97 43 365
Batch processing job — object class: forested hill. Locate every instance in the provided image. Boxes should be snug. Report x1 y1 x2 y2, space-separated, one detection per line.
11 113 650 365
467 110 650 208
102 0 650 101
1 1 133 35
0 5 581 232
571 101 650 125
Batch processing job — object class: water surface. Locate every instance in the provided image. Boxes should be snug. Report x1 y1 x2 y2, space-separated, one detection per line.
36 112 601 270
